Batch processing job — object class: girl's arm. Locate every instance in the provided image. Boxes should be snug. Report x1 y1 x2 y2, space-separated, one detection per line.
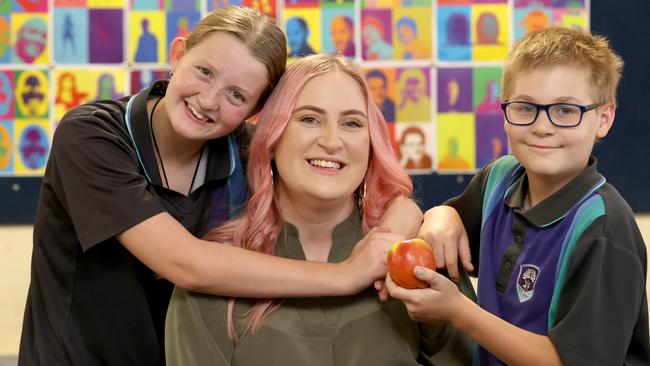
118 213 391 297
378 195 423 238
119 197 421 298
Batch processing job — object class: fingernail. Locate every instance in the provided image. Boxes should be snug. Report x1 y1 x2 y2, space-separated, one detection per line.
414 266 423 276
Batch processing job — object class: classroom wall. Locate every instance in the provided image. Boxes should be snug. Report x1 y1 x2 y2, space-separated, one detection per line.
1 217 650 358
1 0 602 224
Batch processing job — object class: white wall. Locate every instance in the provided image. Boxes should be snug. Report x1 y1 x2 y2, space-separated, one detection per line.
2 217 650 356
0 226 32 356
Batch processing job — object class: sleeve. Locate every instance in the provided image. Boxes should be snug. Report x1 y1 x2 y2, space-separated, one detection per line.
165 288 234 366
444 164 492 273
548 217 647 366
49 108 165 250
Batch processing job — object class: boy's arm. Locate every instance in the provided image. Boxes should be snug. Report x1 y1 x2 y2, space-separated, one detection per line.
548 217 648 365
453 293 565 366
386 268 566 366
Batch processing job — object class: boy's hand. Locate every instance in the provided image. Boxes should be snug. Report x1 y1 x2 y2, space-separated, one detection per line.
343 227 404 295
385 266 463 323
418 206 474 282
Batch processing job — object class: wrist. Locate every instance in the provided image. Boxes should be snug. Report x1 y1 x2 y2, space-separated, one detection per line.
449 294 479 334
325 261 357 296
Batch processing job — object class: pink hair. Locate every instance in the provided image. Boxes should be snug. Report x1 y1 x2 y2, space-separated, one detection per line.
204 54 413 340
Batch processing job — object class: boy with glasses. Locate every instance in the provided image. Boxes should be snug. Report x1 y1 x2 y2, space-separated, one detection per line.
387 26 649 365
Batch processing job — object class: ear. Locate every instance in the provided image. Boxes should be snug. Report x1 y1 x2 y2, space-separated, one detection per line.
595 103 616 139
169 37 187 72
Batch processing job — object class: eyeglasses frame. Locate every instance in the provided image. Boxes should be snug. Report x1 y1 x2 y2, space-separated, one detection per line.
500 101 601 128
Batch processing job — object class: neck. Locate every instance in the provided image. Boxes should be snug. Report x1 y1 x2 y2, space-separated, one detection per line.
148 97 205 195
276 189 355 261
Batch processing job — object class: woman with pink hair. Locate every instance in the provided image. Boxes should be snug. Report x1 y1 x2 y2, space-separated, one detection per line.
166 54 474 365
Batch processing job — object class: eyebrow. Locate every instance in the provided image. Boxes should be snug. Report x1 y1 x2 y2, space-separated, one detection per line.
511 94 583 103
292 105 368 118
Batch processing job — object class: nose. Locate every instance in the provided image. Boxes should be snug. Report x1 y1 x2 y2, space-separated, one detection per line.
530 107 555 134
318 123 343 152
197 85 220 112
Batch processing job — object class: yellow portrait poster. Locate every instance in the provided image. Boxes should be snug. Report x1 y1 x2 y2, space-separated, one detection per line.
11 13 49 65
472 4 508 61
437 112 475 171
87 0 126 8
393 6 432 60
284 8 321 58
54 69 126 122
15 70 49 119
130 11 166 64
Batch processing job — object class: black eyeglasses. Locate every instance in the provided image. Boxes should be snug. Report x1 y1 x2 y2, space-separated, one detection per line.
501 101 600 128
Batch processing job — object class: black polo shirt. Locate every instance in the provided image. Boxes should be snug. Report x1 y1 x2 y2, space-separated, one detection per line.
447 156 649 365
18 81 250 366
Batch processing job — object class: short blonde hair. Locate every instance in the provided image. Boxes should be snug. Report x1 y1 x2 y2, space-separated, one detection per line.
502 26 623 105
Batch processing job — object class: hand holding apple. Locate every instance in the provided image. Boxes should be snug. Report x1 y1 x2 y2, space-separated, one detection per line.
387 238 436 289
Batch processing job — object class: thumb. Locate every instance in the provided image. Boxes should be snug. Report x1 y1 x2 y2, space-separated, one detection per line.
413 266 440 287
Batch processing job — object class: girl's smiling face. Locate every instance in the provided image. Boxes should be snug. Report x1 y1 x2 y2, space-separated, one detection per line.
163 32 269 142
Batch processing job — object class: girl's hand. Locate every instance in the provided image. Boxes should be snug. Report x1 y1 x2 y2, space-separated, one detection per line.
342 227 404 294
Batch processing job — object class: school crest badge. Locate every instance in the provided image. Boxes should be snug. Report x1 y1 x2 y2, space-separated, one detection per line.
516 264 540 303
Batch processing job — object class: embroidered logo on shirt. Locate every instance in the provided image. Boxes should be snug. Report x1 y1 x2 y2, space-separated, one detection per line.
516 264 540 303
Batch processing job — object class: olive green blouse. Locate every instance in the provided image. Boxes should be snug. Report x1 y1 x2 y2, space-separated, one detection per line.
166 209 475 366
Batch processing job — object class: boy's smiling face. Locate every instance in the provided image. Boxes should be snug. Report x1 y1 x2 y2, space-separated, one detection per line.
505 65 615 194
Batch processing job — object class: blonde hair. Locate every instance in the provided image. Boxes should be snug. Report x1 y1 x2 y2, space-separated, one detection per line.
502 26 623 105
184 6 287 110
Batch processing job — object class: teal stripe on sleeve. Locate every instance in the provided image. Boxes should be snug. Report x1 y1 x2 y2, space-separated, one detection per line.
481 155 519 228
547 194 605 328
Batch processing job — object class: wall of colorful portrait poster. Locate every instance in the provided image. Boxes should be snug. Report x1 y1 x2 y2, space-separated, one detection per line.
0 0 589 177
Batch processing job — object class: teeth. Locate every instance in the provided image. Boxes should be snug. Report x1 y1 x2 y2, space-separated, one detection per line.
309 159 341 169
186 102 208 121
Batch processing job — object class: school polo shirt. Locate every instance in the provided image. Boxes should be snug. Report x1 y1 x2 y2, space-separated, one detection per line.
19 80 250 366
447 156 649 365
166 207 476 366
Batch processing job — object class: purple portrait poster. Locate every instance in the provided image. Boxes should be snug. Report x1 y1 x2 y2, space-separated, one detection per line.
475 114 507 168
437 67 472 113
89 9 123 64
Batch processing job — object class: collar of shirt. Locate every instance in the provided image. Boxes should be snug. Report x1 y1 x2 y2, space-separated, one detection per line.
281 205 362 263
504 156 605 228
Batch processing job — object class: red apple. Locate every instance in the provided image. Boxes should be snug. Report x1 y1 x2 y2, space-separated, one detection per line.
387 238 436 289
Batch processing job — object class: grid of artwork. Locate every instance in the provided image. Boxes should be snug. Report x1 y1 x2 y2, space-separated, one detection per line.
0 0 589 176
